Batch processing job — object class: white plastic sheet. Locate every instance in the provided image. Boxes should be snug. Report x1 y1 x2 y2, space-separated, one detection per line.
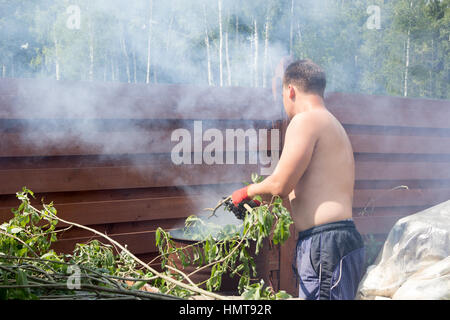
356 200 450 300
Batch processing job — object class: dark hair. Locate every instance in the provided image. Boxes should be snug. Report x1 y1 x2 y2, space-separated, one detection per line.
282 59 326 97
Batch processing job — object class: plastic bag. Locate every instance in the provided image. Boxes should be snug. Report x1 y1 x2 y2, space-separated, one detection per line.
356 200 450 300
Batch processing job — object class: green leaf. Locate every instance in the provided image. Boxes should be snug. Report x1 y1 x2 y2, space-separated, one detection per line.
17 248 28 257
50 233 57 243
275 291 292 300
155 228 162 248
9 227 23 234
131 281 147 290
16 270 30 297
231 263 244 277
40 250 61 261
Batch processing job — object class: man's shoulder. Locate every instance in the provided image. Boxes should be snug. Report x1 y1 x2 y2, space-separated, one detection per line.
289 109 330 131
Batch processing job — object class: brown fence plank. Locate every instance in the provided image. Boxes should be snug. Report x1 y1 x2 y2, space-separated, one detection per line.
0 127 277 157
326 92 450 129
355 161 450 180
0 163 260 195
349 134 450 154
0 184 240 207
10 75 447 127
354 215 406 235
352 188 450 208
3 196 206 227
352 205 429 218
4 131 450 158
1 159 448 195
52 230 160 255
0 79 279 121
2 188 446 227
54 218 182 240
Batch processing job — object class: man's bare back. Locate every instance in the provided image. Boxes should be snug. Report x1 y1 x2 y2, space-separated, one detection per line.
241 102 355 232
288 109 355 232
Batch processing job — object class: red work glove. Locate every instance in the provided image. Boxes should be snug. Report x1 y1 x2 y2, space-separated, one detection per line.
231 185 261 207
229 186 261 220
232 186 250 206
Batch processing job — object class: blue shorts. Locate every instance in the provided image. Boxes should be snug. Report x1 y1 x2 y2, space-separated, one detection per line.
293 219 365 300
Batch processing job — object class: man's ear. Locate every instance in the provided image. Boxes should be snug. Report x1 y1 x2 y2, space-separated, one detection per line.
289 85 296 100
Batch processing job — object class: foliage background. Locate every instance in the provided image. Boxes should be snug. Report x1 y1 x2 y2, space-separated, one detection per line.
0 0 448 99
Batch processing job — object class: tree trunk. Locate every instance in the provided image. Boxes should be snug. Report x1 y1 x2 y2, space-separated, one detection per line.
430 35 437 97
146 0 153 84
203 4 213 86
116 54 120 81
235 14 239 47
403 0 414 97
165 13 174 52
253 18 259 88
289 0 295 56
234 13 239 86
262 14 270 88
165 0 174 53
111 54 115 81
133 49 137 83
225 11 231 86
120 25 131 83
88 17 95 81
53 23 60 81
218 0 223 87
103 55 107 81
297 21 303 59
403 27 411 97
44 51 49 75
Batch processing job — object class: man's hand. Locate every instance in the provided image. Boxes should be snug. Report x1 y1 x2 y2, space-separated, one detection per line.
231 186 251 206
228 186 261 220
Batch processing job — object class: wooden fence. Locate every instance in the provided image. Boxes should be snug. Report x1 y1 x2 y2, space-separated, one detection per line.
0 78 449 296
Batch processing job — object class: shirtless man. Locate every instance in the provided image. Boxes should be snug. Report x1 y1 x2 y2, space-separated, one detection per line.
231 59 365 300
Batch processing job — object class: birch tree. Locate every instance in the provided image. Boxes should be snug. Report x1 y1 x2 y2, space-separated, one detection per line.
403 27 411 96
120 24 131 83
289 0 295 56
87 15 95 81
394 0 423 97
0 0 448 99
218 0 224 86
253 18 259 87
225 10 232 86
146 0 153 84
203 3 213 86
262 5 272 88
52 22 61 80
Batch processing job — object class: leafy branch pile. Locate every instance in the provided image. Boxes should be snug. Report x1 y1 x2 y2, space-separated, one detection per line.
0 179 294 300
0 188 179 300
154 175 293 299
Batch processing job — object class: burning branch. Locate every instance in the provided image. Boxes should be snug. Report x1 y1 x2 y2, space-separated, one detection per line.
204 195 231 218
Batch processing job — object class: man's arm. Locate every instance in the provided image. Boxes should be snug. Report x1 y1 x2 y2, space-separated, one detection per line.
247 112 320 199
